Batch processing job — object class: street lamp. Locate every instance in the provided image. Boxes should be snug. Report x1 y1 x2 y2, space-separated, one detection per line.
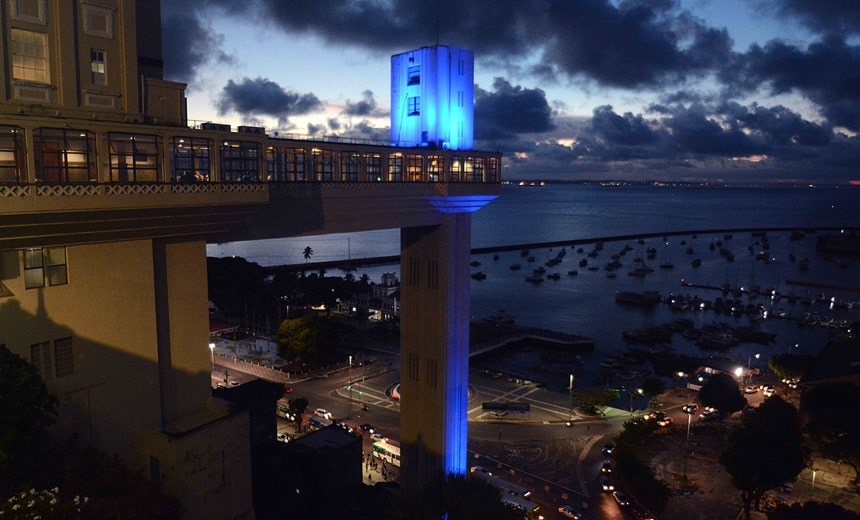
747 353 759 382
811 468 817 498
348 355 353 408
683 408 693 479
734 366 743 381
568 374 575 424
208 342 215 376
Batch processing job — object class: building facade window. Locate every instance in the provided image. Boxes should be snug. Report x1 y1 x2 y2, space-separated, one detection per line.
10 28 49 84
407 65 420 85
407 155 423 182
29 337 74 380
265 146 280 181
364 153 381 181
53 337 74 377
311 149 334 181
30 341 52 381
82 3 114 38
467 156 483 182
341 151 360 182
0 126 26 183
24 247 67 289
486 157 500 182
90 49 106 85
427 155 444 182
107 133 159 182
170 136 211 182
33 128 96 183
388 153 403 181
450 156 464 182
220 141 260 182
11 0 46 24
407 96 420 116
286 148 307 181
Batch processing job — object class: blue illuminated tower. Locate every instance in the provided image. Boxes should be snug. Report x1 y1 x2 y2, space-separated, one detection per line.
391 46 474 150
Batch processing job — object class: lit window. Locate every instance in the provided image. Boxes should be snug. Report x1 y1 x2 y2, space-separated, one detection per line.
10 29 49 84
91 50 106 85
24 247 68 289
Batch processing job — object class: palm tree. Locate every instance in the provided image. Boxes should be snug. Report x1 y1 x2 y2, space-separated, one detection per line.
302 246 313 263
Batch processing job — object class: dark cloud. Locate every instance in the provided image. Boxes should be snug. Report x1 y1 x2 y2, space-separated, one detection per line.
343 90 382 117
772 0 860 36
216 77 323 119
475 79 554 140
591 105 657 146
725 36 860 131
160 13 234 83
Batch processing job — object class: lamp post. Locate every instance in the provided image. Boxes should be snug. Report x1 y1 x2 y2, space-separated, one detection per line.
747 353 759 382
568 374 574 424
348 355 353 408
208 342 215 381
811 468 817 498
684 406 693 483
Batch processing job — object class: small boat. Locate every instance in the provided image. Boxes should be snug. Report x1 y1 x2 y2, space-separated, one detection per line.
692 259 702 268
509 263 522 271
547 273 561 280
525 274 544 284
567 270 579 276
470 260 481 267
659 262 674 269
493 254 500 261
579 258 588 267
471 272 486 280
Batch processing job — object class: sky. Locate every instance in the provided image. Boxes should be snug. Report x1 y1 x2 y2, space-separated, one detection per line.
160 0 860 185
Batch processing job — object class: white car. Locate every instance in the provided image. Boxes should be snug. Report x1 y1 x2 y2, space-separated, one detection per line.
744 385 758 394
558 504 582 519
314 408 332 420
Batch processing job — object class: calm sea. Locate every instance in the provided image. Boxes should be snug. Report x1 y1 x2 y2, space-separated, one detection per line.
208 183 860 391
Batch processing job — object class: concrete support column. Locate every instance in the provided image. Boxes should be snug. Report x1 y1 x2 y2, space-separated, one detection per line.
399 212 471 493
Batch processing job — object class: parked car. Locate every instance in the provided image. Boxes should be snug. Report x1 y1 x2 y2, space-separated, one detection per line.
601 461 614 474
314 408 332 420
612 490 630 507
682 403 699 414
359 423 374 433
558 505 582 519
762 385 775 397
744 384 758 394
699 407 719 421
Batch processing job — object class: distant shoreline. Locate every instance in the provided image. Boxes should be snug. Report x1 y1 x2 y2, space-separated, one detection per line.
259 226 857 273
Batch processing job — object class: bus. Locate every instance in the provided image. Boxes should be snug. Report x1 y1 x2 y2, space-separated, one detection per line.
308 415 332 430
490 475 531 498
471 471 532 499
371 440 401 467
499 494 541 518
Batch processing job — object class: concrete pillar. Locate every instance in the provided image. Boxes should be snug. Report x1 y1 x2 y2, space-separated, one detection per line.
399 212 471 492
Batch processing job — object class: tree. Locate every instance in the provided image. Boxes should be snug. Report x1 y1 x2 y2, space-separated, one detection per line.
699 372 746 416
801 382 860 486
641 377 666 405
768 501 860 520
277 315 336 364
287 397 308 431
572 388 620 415
302 246 314 263
0 345 57 494
720 396 807 520
768 353 814 382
